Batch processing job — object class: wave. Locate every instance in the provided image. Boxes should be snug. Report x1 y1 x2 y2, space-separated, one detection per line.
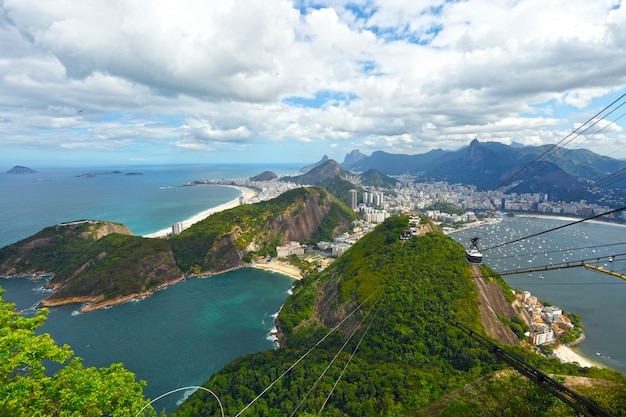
20 303 40 317
266 326 279 345
176 387 197 406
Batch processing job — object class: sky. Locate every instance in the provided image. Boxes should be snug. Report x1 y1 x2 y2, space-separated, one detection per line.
1 0 626 167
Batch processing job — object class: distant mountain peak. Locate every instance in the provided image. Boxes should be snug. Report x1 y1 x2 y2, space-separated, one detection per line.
342 149 368 167
286 159 347 185
300 155 329 173
465 138 487 162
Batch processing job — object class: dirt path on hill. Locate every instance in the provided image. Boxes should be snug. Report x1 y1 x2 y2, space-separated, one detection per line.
471 265 519 345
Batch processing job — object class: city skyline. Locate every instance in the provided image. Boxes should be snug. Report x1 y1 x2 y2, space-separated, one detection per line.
1 1 626 167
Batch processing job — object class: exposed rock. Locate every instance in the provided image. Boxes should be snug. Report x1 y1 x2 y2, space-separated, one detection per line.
300 155 329 173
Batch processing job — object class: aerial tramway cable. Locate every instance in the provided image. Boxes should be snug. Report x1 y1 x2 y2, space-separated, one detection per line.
445 314 615 417
290 295 383 417
234 287 383 416
317 303 382 416
485 241 626 261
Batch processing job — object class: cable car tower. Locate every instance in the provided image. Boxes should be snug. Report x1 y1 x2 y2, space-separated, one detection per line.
466 237 483 264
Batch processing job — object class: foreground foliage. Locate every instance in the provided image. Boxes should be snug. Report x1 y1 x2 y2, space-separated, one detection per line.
0 288 154 417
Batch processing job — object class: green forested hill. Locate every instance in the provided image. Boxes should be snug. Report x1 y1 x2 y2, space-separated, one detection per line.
0 187 357 310
173 216 626 417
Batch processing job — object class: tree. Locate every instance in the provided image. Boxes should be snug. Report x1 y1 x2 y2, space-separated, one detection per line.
0 287 154 417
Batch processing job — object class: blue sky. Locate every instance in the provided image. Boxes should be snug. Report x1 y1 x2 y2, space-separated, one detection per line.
1 0 626 168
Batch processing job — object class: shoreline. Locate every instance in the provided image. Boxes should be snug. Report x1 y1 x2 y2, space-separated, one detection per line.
143 185 258 238
248 260 303 280
554 345 605 369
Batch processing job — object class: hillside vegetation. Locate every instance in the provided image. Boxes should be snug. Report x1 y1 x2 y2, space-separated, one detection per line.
174 216 626 416
0 187 357 310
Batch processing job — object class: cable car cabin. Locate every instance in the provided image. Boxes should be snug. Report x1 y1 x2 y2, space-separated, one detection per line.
400 230 412 240
466 237 483 264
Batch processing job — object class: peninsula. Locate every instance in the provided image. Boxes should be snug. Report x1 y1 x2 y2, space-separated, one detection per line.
0 187 357 312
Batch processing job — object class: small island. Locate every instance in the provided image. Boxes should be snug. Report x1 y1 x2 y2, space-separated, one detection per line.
6 165 37 174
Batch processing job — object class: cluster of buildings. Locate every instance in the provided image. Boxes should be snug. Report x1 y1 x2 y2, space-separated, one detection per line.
424 210 477 225
516 290 576 346
385 177 621 221
201 169 626 226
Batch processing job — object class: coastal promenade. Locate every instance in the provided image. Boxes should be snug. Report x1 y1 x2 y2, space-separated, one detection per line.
143 186 257 238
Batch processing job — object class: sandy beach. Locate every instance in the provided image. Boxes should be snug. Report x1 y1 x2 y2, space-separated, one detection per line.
248 260 303 279
554 345 603 368
143 185 257 238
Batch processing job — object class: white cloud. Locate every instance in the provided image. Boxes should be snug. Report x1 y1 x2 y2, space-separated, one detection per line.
1 0 626 164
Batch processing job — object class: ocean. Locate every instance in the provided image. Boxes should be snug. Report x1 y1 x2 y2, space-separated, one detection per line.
0 163 300 413
1 165 626 413
0 163 302 247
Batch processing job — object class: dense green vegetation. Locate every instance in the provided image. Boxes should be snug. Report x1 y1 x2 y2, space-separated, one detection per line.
52 234 180 301
0 222 182 303
173 216 626 416
358 169 398 188
171 187 357 273
0 288 154 416
0 187 356 304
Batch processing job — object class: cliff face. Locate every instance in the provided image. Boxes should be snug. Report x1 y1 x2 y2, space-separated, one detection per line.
200 187 354 273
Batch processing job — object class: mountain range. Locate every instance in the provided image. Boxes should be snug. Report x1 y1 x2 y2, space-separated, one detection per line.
334 139 626 204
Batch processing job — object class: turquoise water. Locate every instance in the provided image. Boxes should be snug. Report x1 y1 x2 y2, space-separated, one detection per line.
2 269 294 413
0 163 301 247
0 163 302 413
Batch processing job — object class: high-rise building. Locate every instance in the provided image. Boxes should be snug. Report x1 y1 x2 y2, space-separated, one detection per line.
348 189 357 210
172 222 185 235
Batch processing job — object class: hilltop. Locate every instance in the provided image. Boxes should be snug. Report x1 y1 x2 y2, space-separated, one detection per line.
0 187 358 312
174 217 626 416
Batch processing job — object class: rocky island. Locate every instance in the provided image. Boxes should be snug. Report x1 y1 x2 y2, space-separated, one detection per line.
6 165 37 174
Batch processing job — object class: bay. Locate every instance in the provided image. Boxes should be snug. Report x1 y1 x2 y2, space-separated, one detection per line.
451 216 626 373
1 270 294 414
0 163 302 413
